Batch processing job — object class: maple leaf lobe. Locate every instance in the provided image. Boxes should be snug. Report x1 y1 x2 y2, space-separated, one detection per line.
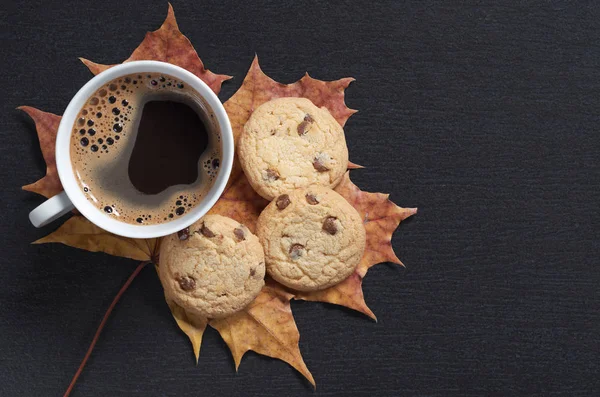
209 282 315 386
18 106 62 198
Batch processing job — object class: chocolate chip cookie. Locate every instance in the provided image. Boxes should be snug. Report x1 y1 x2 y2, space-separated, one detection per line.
256 186 366 291
158 214 266 318
238 97 349 200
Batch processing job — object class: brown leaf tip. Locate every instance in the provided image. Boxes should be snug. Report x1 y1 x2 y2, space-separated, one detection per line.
305 193 319 205
177 227 190 240
289 243 305 260
264 168 280 182
199 222 216 237
276 194 291 210
176 274 196 291
234 226 246 241
322 216 339 235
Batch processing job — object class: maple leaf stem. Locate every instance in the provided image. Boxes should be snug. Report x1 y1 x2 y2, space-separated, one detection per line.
63 260 151 397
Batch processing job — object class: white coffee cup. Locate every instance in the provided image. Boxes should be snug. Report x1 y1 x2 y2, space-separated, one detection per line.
29 61 233 239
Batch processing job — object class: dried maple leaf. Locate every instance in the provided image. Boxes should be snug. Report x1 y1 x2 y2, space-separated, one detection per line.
294 173 417 319
21 3 416 389
18 106 62 198
80 3 231 94
210 280 314 386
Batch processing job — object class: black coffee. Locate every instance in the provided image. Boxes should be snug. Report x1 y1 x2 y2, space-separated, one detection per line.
129 100 209 195
70 73 221 225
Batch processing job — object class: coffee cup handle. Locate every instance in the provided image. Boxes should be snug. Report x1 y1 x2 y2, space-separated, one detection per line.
29 191 75 228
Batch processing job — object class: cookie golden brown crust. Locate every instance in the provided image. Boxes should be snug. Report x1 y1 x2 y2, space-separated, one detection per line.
238 97 349 201
158 215 265 318
256 186 365 291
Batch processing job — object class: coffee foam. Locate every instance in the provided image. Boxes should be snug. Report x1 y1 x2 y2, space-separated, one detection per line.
70 73 222 225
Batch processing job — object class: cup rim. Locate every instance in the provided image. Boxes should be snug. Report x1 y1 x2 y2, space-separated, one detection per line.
56 61 233 239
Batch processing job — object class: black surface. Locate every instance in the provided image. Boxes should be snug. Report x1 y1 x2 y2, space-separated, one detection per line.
2 1 599 396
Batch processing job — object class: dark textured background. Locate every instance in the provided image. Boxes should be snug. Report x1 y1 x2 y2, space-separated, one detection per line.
2 1 599 396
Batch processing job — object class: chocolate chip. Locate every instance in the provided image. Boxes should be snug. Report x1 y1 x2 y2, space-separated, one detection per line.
199 222 215 237
322 216 339 235
305 193 319 205
176 275 196 291
276 194 291 210
313 156 330 172
297 120 310 136
265 168 280 181
297 113 316 135
249 267 256 277
289 243 305 260
234 226 246 241
218 292 228 297
177 227 190 241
